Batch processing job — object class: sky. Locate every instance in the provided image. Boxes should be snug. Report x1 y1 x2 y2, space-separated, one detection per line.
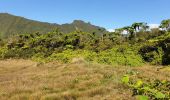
0 0 170 30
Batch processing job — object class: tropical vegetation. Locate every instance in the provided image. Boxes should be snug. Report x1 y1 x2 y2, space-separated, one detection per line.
0 14 170 100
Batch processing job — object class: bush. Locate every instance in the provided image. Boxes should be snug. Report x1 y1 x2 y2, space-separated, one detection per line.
122 75 170 99
97 46 144 66
46 46 144 67
139 46 163 65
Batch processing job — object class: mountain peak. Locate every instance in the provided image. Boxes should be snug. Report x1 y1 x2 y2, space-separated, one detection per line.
73 20 84 22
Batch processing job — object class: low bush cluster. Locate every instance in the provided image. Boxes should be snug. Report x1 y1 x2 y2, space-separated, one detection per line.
122 75 170 100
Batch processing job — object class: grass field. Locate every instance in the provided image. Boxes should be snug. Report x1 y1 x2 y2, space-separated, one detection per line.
0 59 170 100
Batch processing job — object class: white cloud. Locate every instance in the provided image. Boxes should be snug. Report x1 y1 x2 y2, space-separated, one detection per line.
107 29 115 32
122 30 128 34
107 24 160 33
148 24 160 29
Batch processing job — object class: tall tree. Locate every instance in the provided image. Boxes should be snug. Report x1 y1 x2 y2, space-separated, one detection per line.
132 23 141 32
159 19 170 31
131 22 149 38
123 26 135 40
132 22 149 32
141 23 149 32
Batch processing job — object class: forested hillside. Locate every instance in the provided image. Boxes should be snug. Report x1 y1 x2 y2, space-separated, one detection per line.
0 13 106 38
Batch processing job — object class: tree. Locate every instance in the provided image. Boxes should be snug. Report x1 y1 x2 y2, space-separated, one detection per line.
159 19 170 31
98 28 106 42
122 26 135 40
141 23 149 32
115 28 124 34
132 22 142 32
132 22 149 32
131 22 149 39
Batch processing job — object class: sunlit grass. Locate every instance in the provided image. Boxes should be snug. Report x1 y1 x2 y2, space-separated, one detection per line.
0 59 169 100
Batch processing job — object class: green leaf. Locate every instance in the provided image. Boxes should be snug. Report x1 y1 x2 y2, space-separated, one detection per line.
137 95 149 100
155 92 166 99
161 80 167 84
135 80 143 88
142 86 150 92
121 75 129 84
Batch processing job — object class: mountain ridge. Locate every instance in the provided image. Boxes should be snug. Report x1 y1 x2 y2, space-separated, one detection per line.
0 13 106 38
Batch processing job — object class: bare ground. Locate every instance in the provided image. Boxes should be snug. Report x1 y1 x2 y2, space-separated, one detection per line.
0 59 169 100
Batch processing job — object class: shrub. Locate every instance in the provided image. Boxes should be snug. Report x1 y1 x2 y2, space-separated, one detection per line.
97 46 144 66
46 45 144 67
122 75 170 99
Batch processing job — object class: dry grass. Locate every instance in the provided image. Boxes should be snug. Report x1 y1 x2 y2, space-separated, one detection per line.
0 59 169 100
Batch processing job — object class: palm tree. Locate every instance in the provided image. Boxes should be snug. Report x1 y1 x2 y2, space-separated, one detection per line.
123 26 134 34
131 22 142 38
131 22 149 38
132 22 149 32
132 23 140 32
141 23 149 32
122 26 135 40
159 19 170 31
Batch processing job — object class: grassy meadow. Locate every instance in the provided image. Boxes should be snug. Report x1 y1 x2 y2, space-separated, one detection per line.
0 59 170 100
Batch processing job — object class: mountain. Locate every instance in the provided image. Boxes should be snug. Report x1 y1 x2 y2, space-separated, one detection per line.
0 13 106 38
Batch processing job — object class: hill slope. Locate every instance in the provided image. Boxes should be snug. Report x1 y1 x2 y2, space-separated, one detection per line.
0 13 106 38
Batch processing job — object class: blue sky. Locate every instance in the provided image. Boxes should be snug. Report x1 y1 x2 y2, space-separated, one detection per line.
0 0 170 30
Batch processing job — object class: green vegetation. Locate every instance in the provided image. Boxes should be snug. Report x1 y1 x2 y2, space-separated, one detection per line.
122 75 170 99
0 13 106 38
159 19 170 31
0 14 170 99
0 18 170 66
0 28 144 66
1 14 170 67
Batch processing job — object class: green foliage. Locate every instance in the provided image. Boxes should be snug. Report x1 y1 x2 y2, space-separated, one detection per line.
0 13 106 38
1 25 170 66
47 50 97 63
140 46 163 65
139 32 170 65
49 50 78 63
121 75 130 84
0 29 144 66
137 95 149 100
155 92 166 99
0 47 8 59
46 45 144 66
97 46 144 66
160 19 170 31
135 80 143 88
122 75 170 100
31 53 47 63
148 32 170 43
